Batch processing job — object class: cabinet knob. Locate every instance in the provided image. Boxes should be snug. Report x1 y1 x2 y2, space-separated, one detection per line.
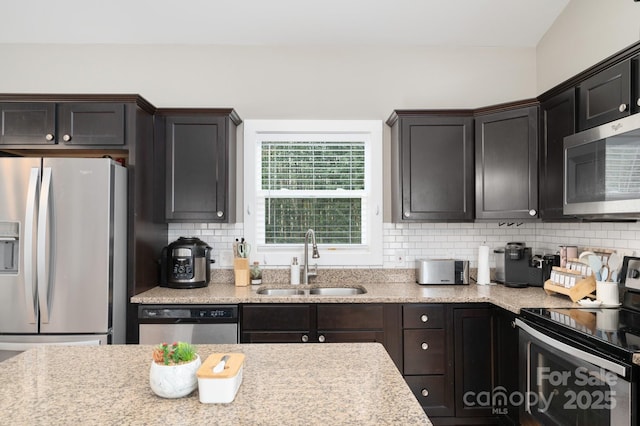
404 212 410 218
528 209 537 217
216 211 224 218
421 389 429 397
62 134 72 142
45 133 54 141
301 334 309 343
619 103 628 113
318 335 325 343
637 98 640 107
421 342 429 350
420 314 428 323
511 321 516 329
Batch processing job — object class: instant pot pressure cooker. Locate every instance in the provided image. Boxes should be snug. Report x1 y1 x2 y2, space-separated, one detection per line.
159 237 212 288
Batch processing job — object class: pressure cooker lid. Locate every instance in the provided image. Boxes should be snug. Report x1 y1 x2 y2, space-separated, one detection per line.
169 237 211 256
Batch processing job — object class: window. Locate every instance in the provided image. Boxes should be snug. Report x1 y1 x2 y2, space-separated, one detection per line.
244 120 383 266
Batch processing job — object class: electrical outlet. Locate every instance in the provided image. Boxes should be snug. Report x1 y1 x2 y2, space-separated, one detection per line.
396 250 405 265
220 251 233 267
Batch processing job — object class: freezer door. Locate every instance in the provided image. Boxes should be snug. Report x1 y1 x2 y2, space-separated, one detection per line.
38 158 124 334
0 157 41 333
0 334 108 363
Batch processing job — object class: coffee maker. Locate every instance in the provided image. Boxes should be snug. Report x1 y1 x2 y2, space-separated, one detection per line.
159 237 212 288
504 242 530 288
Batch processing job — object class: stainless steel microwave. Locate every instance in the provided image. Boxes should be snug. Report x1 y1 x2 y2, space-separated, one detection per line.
564 113 640 217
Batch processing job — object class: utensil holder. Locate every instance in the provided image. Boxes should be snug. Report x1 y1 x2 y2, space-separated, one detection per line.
234 258 250 286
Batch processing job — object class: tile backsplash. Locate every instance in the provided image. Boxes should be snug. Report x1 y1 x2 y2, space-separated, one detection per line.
168 221 640 269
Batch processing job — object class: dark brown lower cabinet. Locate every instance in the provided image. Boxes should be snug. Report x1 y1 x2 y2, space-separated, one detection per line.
403 304 499 425
240 303 402 369
492 307 520 426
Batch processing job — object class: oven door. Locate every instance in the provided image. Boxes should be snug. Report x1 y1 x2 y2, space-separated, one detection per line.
516 319 633 426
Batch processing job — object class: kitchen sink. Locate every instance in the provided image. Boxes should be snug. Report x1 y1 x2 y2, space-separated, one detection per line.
256 286 367 296
256 288 307 296
309 287 366 296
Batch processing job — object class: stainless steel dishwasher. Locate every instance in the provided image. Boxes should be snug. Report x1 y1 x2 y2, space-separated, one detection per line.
138 305 238 344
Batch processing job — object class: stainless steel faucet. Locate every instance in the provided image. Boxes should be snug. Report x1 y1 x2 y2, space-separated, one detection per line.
303 229 320 284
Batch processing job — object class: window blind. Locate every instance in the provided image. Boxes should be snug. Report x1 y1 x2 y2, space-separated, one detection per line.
258 141 366 245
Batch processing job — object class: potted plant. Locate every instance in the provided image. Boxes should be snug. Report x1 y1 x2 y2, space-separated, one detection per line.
149 342 202 398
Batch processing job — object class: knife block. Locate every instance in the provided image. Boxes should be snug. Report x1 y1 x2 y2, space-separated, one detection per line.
234 258 250 286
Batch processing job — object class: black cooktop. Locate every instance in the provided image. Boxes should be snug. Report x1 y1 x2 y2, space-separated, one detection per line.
520 290 640 364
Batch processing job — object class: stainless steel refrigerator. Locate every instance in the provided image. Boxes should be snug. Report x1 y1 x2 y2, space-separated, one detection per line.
0 157 126 362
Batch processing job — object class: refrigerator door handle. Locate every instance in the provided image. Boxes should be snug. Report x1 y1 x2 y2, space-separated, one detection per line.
23 167 40 324
37 167 52 324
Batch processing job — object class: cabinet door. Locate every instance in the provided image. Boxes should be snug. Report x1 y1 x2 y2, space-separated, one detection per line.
0 102 55 145
403 329 446 375
634 55 640 114
578 60 631 131
540 89 576 220
454 307 494 418
316 304 384 329
165 115 227 221
403 304 444 329
404 375 455 417
58 103 125 145
395 115 474 221
475 106 538 220
493 308 520 426
241 304 313 332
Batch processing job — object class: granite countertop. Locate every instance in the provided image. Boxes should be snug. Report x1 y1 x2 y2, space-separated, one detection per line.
0 343 429 425
131 281 578 314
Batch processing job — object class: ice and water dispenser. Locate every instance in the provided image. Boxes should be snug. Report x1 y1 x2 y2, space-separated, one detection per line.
0 222 19 274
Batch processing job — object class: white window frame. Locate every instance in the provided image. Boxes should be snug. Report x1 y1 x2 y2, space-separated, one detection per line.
243 119 383 267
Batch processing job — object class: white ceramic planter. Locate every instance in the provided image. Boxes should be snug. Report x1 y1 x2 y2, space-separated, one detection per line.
149 354 201 398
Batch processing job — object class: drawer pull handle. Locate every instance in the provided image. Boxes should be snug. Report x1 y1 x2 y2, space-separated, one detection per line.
421 389 429 397
420 314 428 323
421 342 429 350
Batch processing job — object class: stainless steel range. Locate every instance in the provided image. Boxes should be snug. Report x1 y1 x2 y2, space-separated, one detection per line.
516 256 640 426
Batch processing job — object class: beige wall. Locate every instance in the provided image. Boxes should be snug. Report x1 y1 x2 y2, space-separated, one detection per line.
537 0 640 93
0 44 536 117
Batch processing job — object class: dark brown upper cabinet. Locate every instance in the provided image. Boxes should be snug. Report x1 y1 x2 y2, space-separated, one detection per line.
58 103 125 145
156 109 241 223
0 101 125 146
0 102 55 145
577 59 632 131
539 88 576 221
388 111 475 222
475 104 539 220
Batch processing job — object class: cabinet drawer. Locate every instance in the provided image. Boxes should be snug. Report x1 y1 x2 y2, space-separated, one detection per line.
403 329 446 375
317 304 383 329
404 375 454 417
403 304 444 328
241 304 313 331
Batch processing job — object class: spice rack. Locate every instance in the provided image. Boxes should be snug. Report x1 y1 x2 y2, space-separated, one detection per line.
543 271 596 302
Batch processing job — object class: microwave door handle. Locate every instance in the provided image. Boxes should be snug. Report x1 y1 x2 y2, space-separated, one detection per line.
37 167 52 324
23 167 39 324
515 319 627 377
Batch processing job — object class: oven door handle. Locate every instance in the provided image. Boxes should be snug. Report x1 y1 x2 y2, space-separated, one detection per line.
515 318 627 377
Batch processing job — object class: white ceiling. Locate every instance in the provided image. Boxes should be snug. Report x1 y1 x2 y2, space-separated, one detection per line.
0 0 569 47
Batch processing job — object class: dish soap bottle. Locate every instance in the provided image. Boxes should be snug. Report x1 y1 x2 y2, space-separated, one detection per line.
290 257 300 285
250 261 262 285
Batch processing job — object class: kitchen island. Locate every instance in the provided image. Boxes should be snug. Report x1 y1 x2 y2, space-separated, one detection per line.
0 343 430 425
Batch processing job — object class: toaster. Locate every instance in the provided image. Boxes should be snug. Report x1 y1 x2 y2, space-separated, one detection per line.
416 259 469 285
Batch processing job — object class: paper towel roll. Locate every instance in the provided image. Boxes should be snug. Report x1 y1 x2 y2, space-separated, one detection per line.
477 245 490 285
